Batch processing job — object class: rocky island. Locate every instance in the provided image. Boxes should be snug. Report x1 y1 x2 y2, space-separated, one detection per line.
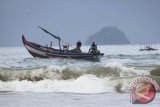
85 26 130 45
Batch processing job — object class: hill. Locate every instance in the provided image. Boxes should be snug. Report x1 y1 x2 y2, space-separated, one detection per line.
85 26 130 45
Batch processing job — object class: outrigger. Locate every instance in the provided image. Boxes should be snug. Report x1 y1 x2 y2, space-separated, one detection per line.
22 27 104 61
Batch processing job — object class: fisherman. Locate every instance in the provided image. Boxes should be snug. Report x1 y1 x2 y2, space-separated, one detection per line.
74 41 82 53
89 42 100 53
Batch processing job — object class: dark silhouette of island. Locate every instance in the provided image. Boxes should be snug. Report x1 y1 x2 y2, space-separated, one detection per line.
85 26 130 45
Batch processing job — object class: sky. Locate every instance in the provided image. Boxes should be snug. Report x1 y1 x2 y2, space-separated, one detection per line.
1 0 160 46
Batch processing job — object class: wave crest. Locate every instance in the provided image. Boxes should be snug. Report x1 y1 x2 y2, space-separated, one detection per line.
0 75 135 93
0 64 149 81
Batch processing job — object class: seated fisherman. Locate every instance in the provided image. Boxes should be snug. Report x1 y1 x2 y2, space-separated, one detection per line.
89 42 100 53
74 41 82 53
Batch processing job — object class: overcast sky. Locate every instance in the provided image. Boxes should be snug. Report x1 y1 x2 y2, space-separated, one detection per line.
1 0 160 46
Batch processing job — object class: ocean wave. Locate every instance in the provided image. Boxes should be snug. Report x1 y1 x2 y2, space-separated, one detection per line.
0 75 159 93
0 75 136 93
0 64 149 81
0 65 159 93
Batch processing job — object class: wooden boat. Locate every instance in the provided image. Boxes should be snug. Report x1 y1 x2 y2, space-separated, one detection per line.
22 35 104 60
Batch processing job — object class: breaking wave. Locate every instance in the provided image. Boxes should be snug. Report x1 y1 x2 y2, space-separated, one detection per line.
0 75 136 93
0 64 149 81
0 64 151 93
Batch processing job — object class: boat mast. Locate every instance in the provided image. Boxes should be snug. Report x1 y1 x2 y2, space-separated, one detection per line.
58 40 61 50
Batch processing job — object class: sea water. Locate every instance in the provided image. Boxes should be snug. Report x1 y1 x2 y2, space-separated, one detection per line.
0 45 160 107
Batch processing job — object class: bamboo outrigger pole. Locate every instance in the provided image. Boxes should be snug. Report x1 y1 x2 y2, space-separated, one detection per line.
38 26 61 50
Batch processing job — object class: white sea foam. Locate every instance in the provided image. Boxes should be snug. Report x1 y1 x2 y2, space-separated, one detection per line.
0 75 115 93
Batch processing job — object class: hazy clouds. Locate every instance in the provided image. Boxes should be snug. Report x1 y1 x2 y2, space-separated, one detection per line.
1 0 160 46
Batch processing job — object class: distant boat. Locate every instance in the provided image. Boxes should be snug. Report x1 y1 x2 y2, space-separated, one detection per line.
22 27 104 61
139 46 158 51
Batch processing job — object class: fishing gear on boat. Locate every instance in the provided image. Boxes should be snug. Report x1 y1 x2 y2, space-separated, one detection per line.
38 26 82 53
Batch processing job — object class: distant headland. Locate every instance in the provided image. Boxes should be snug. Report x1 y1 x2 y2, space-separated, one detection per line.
85 26 130 45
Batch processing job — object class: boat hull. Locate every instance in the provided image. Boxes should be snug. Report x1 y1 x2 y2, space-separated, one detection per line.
22 35 104 60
